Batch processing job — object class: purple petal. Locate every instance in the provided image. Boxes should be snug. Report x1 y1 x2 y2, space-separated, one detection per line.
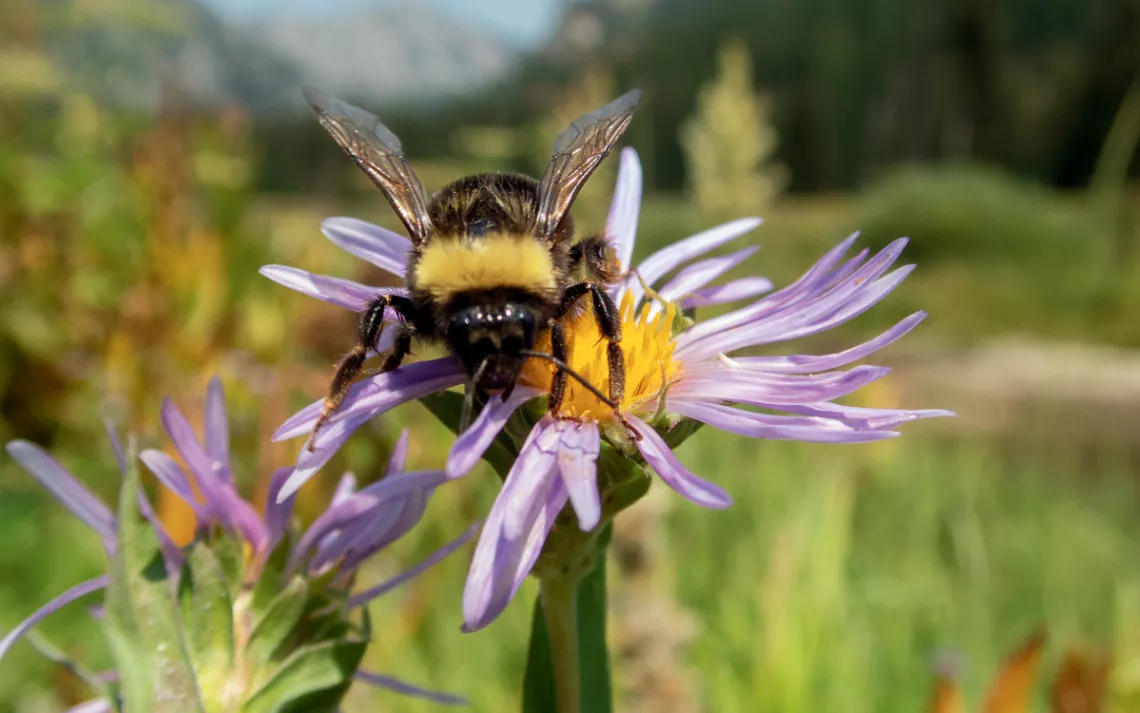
681 276 774 309
462 466 565 632
216 476 269 554
354 671 467 705
139 450 208 519
136 488 183 574
676 238 908 357
313 474 432 575
446 387 540 479
0 576 109 663
290 470 448 573
274 361 465 502
259 265 399 313
339 485 435 572
273 358 465 442
771 265 915 342
606 147 643 276
672 365 891 406
672 400 901 443
102 420 128 474
680 232 864 344
277 426 358 504
331 472 358 505
289 496 385 576
204 377 230 471
503 422 562 541
65 701 112 713
751 260 915 346
265 467 295 546
627 415 732 509
780 401 956 429
160 399 227 522
626 217 762 304
387 429 411 475
552 420 601 531
729 312 927 373
6 442 116 548
656 245 760 306
676 264 913 361
321 216 412 277
348 523 478 609
311 501 404 575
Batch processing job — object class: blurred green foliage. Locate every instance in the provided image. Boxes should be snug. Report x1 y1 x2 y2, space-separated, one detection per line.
3 2 1140 712
857 163 1096 267
680 40 787 222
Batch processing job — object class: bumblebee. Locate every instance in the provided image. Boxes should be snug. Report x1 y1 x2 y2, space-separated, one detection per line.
303 86 643 441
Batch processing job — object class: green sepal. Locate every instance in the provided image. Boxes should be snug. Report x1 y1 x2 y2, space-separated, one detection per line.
245 576 309 668
240 639 369 713
249 536 292 616
659 416 705 451
178 543 236 699
103 453 204 713
419 390 519 477
596 443 652 519
208 530 246 600
522 524 614 713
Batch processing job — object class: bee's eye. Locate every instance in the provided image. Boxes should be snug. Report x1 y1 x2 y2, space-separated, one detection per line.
468 218 498 237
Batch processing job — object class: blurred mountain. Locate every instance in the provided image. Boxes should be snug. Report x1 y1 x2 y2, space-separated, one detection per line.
43 0 302 114
44 0 517 114
258 5 518 109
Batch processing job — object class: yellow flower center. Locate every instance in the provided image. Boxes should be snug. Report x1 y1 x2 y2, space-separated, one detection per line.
519 291 681 421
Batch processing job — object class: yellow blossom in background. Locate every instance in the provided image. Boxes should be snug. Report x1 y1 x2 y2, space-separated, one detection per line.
681 39 787 221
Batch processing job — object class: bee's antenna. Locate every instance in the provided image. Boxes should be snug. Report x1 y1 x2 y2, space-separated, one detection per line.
460 358 491 433
518 350 618 409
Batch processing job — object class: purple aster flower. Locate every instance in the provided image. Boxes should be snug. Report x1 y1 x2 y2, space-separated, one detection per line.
266 147 951 630
2 377 469 709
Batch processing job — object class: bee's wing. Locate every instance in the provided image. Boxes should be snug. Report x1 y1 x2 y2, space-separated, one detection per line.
303 86 434 245
534 89 643 241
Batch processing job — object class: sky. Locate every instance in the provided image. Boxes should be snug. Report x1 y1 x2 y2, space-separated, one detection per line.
198 0 564 48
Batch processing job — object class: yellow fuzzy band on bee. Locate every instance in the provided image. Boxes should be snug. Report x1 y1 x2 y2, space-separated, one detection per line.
415 234 557 297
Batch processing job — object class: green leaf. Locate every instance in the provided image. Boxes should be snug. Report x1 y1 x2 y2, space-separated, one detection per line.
419 390 518 477
209 531 246 600
597 445 652 519
521 591 555 711
578 524 613 710
245 576 308 668
250 537 291 615
103 454 204 713
179 543 236 697
522 523 614 713
660 417 705 451
241 639 368 713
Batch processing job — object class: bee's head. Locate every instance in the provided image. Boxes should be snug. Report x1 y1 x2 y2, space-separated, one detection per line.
447 302 538 390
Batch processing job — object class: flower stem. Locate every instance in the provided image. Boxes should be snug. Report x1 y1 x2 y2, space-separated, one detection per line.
539 574 581 713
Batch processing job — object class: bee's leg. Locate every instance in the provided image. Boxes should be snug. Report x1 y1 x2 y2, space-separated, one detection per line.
310 294 414 450
459 358 491 433
587 284 625 407
547 321 569 414
556 282 625 407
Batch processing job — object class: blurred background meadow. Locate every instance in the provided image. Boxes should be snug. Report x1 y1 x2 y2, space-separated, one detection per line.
1 0 1139 710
